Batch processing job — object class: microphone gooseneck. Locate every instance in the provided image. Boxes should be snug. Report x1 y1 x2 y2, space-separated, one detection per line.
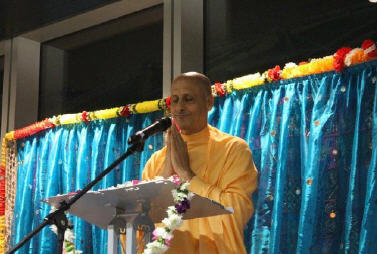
128 117 172 145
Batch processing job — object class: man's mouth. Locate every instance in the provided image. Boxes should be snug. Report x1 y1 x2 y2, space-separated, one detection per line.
173 114 189 117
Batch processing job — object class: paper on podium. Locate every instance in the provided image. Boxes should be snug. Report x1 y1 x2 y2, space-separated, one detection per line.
45 180 233 230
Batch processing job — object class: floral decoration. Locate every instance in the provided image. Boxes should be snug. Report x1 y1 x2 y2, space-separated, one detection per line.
143 175 193 254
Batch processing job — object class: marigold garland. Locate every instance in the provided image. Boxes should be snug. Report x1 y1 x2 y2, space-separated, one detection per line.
0 139 6 254
13 119 55 140
1 39 376 143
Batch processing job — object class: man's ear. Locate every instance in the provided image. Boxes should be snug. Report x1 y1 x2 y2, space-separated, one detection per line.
207 95 214 111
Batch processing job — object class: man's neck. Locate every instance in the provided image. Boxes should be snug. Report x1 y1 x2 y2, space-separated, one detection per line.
181 123 208 135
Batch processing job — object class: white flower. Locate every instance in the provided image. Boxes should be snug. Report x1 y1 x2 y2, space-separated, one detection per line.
166 206 177 217
144 241 168 254
284 62 297 69
153 227 173 240
162 214 183 231
124 182 134 187
154 176 164 181
180 182 189 190
171 189 180 201
344 48 362 67
171 189 189 202
64 229 75 242
187 192 194 200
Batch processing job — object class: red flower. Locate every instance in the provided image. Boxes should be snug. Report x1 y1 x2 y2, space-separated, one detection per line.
165 96 171 110
334 47 352 72
120 105 131 117
267 65 281 81
82 111 90 122
362 39 377 58
214 82 226 96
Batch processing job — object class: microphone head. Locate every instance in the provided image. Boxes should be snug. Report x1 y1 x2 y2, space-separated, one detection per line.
127 116 172 145
158 116 172 131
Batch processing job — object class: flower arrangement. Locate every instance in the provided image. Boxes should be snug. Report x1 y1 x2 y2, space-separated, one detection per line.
143 175 193 254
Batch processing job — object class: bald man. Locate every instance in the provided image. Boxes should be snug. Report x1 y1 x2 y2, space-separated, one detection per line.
143 72 258 254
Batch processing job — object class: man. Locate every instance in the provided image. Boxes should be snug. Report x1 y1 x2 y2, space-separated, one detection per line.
143 72 258 254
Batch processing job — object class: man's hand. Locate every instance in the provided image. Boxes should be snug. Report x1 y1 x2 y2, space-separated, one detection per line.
170 125 195 181
161 129 175 178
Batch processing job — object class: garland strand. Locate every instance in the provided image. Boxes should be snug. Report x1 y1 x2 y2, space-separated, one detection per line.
143 175 193 254
0 139 6 253
2 39 377 142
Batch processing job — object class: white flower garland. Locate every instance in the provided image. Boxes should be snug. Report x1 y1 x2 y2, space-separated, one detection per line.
143 175 193 254
49 175 192 254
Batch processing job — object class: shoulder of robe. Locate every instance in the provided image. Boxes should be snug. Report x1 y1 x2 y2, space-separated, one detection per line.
208 126 250 152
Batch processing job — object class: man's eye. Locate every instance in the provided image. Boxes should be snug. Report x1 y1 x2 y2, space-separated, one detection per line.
186 97 193 101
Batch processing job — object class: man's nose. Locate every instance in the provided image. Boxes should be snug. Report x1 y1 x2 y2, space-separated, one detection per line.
176 100 185 112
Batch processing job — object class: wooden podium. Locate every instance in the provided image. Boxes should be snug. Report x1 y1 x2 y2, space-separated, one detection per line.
46 180 233 254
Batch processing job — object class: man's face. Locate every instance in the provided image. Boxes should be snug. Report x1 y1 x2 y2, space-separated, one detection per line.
170 79 212 135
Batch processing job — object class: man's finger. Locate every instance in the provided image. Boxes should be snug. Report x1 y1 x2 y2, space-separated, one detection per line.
171 125 185 146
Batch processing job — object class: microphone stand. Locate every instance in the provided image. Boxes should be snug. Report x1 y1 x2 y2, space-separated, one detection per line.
7 141 146 254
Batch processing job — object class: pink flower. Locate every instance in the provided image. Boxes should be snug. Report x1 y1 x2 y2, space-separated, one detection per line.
132 180 141 185
172 175 182 185
165 239 171 247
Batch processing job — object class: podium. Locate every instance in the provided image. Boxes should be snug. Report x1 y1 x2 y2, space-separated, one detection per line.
45 180 233 254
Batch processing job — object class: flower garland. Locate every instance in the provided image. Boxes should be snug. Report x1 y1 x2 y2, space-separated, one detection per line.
143 175 193 254
3 39 377 142
0 139 7 253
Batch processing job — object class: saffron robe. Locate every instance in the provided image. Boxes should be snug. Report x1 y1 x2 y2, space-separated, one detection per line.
143 125 258 254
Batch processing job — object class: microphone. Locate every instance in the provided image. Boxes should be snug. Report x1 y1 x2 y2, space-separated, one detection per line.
128 116 172 145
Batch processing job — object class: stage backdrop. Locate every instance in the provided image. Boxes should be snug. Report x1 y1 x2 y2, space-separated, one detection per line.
11 60 377 254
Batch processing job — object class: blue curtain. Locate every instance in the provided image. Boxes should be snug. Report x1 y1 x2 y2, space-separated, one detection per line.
11 60 377 253
11 113 164 253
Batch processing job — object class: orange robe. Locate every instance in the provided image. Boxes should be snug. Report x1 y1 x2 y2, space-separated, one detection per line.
143 125 258 254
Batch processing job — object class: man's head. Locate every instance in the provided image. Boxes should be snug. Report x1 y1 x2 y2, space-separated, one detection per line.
170 72 214 135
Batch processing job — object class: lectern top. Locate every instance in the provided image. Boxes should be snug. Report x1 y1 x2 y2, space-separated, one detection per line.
45 179 233 229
